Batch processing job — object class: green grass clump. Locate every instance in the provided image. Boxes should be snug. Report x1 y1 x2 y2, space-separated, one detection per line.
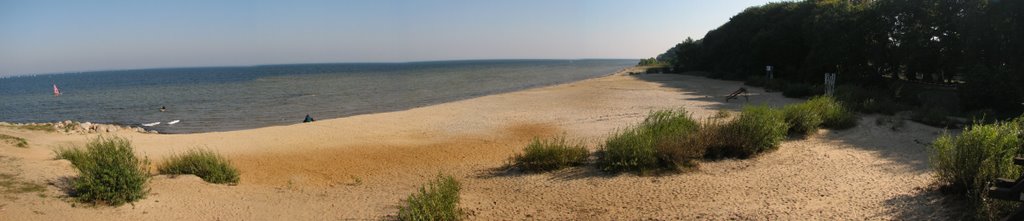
54 146 87 163
599 109 699 173
707 105 788 158
783 96 859 136
913 106 954 127
157 148 240 185
511 136 588 172
835 85 904 115
931 119 1024 220
56 136 149 206
805 96 858 129
0 134 28 148
783 102 823 136
0 173 46 194
782 82 814 98
398 174 461 221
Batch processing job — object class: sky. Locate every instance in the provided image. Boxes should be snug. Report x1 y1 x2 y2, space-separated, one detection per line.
0 0 777 76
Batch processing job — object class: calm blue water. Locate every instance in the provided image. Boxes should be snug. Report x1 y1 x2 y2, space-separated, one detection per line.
0 60 635 133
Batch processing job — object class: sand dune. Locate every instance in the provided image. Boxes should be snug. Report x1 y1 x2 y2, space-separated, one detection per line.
0 68 950 220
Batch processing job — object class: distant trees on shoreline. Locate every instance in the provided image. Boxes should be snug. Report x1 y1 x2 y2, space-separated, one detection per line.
657 0 1023 113
637 57 664 66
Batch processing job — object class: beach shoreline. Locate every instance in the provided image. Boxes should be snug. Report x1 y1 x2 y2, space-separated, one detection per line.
0 68 627 135
0 67 949 220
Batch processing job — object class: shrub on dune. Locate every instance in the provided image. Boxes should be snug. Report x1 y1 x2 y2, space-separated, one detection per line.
398 174 461 221
158 148 240 185
600 109 699 173
655 118 721 168
601 128 661 172
512 136 589 172
931 119 1024 220
806 96 858 129
783 102 824 136
57 136 149 206
707 105 788 158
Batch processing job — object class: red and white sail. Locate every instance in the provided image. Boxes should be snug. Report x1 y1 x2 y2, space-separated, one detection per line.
53 84 61 96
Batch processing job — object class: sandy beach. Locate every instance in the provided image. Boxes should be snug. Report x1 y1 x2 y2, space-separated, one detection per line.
0 68 951 220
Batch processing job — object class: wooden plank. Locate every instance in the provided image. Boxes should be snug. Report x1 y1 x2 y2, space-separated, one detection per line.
997 178 1018 188
988 187 1024 202
1014 156 1024 166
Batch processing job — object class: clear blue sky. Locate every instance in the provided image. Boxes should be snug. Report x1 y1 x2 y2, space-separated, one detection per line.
0 0 776 76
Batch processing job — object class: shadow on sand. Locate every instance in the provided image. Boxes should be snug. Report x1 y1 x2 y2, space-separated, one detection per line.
632 72 957 218
630 73 802 113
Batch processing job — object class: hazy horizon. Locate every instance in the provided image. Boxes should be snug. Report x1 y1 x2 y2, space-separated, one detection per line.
1 0 777 77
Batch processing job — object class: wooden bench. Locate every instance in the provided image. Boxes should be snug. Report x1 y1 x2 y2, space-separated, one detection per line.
988 156 1024 220
725 87 748 102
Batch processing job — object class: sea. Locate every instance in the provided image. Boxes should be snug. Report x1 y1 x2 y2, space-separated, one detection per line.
0 59 635 133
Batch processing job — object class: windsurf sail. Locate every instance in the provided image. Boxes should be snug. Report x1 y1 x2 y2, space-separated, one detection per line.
53 84 61 96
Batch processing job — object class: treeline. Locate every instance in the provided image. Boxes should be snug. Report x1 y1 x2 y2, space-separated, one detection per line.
657 0 1023 113
637 57 664 66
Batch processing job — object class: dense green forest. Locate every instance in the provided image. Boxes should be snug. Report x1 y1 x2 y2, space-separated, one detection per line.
657 0 1023 115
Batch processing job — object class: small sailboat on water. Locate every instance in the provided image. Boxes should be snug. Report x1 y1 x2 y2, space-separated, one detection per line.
53 84 61 96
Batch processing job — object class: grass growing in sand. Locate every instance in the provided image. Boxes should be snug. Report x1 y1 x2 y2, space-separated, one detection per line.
783 96 858 136
783 103 823 136
0 173 46 194
931 118 1024 220
511 136 588 172
158 148 240 185
806 96 858 129
599 106 793 173
0 134 28 148
599 109 699 173
56 136 149 206
398 174 461 221
705 105 788 159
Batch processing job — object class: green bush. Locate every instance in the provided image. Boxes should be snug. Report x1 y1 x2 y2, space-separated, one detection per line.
601 129 658 172
707 105 788 158
835 85 905 115
744 75 766 87
931 119 1024 220
157 148 240 185
54 146 87 163
783 103 823 136
654 118 724 168
511 136 589 172
57 136 149 206
913 106 954 127
599 110 699 173
764 79 787 92
806 96 859 129
782 83 814 98
398 174 461 221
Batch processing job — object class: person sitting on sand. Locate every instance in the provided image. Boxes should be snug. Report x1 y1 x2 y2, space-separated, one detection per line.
303 114 315 123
